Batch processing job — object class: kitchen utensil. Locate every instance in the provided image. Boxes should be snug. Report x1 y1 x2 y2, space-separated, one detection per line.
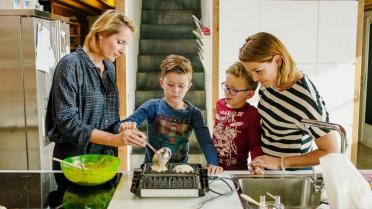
240 193 260 206
53 157 85 170
267 192 276 199
130 163 208 197
146 143 172 166
60 154 120 186
155 147 171 166
146 142 157 153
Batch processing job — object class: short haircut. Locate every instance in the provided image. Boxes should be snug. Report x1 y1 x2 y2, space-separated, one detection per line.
84 9 136 53
160 55 193 80
226 62 258 90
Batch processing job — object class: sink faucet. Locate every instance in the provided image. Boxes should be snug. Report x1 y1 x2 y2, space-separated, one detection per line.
301 119 348 154
301 119 347 196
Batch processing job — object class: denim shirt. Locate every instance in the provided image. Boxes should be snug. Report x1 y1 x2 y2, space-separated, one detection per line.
124 99 219 165
46 47 120 160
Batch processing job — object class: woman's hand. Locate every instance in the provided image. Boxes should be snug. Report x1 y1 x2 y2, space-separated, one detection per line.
119 121 138 132
249 155 281 170
112 129 147 147
207 165 224 175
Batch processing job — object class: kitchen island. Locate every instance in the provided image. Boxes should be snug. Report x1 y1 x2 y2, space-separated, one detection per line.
0 170 245 209
108 169 372 209
107 170 325 209
1 170 371 209
108 171 245 209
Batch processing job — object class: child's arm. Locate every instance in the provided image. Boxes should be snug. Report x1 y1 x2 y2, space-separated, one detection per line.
191 108 219 166
248 110 263 160
113 99 156 133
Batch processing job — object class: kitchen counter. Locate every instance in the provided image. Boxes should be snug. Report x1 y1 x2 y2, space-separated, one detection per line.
107 169 372 209
107 170 318 209
1 170 371 209
108 171 245 209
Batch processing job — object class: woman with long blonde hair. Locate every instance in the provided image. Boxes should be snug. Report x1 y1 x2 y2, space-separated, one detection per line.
46 10 146 181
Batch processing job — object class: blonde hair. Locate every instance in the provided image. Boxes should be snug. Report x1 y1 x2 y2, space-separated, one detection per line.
226 62 258 90
84 9 136 53
239 32 296 86
160 55 193 80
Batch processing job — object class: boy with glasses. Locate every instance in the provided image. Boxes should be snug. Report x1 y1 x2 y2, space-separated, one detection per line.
212 62 263 170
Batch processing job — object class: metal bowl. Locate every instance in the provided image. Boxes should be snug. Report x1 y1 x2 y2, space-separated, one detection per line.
60 154 120 186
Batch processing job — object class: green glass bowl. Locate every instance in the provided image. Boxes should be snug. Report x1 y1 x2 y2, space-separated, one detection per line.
61 154 120 186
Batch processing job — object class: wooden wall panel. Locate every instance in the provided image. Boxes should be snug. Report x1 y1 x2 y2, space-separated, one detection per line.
115 0 129 171
212 0 219 119
352 0 365 165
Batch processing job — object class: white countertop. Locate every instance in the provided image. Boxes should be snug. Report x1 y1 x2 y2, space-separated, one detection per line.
107 172 245 209
107 170 319 209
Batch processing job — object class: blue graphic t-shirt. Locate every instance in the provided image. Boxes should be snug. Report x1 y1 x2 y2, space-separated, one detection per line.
124 99 218 165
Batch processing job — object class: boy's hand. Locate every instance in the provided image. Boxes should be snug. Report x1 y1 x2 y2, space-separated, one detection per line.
248 163 265 175
119 122 138 132
207 165 223 175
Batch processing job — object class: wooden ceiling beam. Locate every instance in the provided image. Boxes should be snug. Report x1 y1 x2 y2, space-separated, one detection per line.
366 0 372 11
55 0 113 15
52 2 89 17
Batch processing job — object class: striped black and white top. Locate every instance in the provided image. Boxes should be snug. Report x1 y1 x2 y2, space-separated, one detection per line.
258 74 330 157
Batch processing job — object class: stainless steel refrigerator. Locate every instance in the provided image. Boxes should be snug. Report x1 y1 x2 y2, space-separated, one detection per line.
0 9 70 170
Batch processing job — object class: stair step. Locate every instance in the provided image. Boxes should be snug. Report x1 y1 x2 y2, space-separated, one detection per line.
138 54 204 72
142 0 200 10
141 24 196 39
135 90 206 109
141 10 199 24
139 39 198 55
136 72 205 90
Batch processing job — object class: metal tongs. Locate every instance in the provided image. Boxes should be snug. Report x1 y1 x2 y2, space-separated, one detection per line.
146 143 171 166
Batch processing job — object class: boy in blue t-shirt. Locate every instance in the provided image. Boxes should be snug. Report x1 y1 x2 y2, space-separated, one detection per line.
122 54 222 175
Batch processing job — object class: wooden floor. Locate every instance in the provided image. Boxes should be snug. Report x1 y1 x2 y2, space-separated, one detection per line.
357 142 372 169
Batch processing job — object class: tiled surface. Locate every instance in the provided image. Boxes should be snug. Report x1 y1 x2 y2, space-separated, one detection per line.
357 142 372 169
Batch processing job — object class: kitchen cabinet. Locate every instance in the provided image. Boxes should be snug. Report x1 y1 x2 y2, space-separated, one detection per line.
69 18 80 51
0 9 70 170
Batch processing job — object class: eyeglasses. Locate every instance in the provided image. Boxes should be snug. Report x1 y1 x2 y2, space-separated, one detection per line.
221 82 249 96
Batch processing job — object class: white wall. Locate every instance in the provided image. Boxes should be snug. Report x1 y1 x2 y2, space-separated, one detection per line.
125 0 142 116
124 0 142 168
200 0 213 130
201 0 212 28
219 0 358 155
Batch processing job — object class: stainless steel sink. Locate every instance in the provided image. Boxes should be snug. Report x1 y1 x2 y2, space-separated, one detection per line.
232 174 323 208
